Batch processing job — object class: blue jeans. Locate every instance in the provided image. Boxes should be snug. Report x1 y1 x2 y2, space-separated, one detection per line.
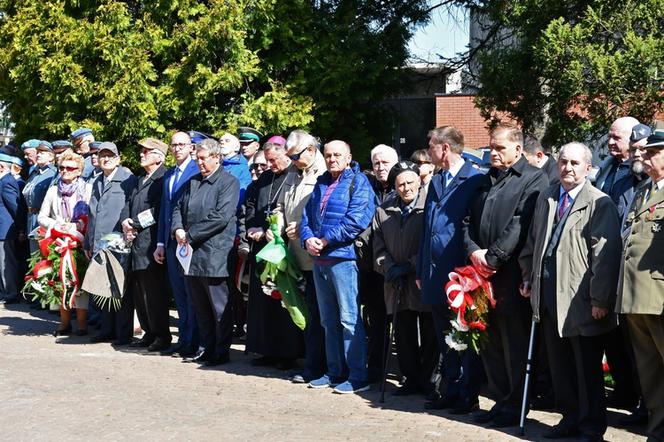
167 242 198 347
313 260 367 384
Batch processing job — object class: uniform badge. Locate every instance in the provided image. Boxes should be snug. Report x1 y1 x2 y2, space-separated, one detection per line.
653 223 662 233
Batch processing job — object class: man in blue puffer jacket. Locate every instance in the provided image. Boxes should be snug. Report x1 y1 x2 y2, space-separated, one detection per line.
300 140 377 394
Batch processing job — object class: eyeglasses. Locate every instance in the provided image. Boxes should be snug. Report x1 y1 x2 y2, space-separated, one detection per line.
288 146 309 161
250 163 268 171
170 143 191 149
59 165 78 172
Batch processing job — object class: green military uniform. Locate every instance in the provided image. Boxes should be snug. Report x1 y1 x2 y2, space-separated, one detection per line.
618 138 664 441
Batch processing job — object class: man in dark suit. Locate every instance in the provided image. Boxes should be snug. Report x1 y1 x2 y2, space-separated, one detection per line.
85 142 138 344
172 138 240 366
122 138 171 352
522 133 559 186
464 123 548 427
153 132 200 357
520 142 621 441
0 158 21 304
417 126 484 413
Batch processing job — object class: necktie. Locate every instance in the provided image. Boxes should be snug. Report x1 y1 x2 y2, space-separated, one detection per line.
171 167 181 196
558 192 570 219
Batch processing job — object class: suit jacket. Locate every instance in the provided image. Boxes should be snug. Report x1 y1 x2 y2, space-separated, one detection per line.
125 165 166 271
0 173 20 240
85 167 138 253
464 156 548 312
520 181 621 337
542 155 559 186
593 156 615 191
617 181 664 315
417 161 483 304
171 167 240 277
157 159 199 249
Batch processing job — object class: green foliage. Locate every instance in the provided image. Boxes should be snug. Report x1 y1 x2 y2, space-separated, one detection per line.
0 0 429 165
459 0 664 147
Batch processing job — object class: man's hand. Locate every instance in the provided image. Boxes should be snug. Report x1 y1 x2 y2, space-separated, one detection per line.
592 306 608 320
121 218 133 233
247 227 265 242
470 249 496 278
305 237 325 256
519 281 532 298
285 222 299 240
416 279 422 290
175 229 188 245
237 246 250 260
153 245 165 264
265 228 274 242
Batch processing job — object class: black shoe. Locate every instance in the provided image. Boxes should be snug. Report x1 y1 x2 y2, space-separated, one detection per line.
619 408 648 426
252 356 276 367
232 326 245 338
276 359 298 370
606 393 638 410
424 389 441 402
75 329 89 337
579 434 604 442
425 395 458 410
543 421 579 439
111 339 132 347
160 342 183 356
392 384 423 397
177 344 198 358
1 297 20 305
183 350 210 363
129 337 154 348
450 398 480 415
204 354 230 367
473 407 500 424
53 325 72 337
531 393 555 410
90 333 115 343
147 340 171 352
489 412 519 428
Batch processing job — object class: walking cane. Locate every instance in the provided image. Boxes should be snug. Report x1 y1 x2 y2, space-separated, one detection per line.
519 318 538 436
380 278 402 403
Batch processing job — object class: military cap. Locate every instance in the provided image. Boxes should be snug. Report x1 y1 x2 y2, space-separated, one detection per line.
138 137 168 155
0 153 15 164
643 128 664 149
71 127 93 140
238 127 262 143
98 141 119 156
388 160 420 188
52 140 73 151
89 141 102 152
187 130 216 144
9 156 23 167
630 124 652 143
21 139 41 150
0 145 18 156
39 140 54 150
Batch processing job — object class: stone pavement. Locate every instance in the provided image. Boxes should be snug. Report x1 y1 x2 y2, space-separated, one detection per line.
0 304 646 441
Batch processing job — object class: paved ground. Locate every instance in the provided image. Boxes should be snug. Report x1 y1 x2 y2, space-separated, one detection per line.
0 304 646 441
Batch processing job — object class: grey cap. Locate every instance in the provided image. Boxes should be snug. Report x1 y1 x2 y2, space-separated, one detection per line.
98 141 119 156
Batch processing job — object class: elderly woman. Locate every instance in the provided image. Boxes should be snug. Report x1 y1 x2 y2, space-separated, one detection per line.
38 150 92 336
372 161 437 396
172 138 240 366
23 142 57 252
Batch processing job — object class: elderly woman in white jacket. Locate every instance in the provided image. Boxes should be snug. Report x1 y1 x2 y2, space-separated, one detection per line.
38 150 92 336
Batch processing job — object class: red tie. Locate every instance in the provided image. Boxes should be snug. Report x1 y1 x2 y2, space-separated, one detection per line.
558 192 570 219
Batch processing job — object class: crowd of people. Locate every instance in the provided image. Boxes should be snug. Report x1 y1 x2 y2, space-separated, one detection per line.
0 118 662 442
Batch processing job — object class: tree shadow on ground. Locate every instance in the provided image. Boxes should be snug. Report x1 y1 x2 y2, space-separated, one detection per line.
0 304 58 336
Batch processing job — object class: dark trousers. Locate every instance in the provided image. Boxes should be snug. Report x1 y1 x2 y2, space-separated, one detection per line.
541 311 607 437
602 319 640 408
0 239 18 300
185 276 233 358
360 270 387 379
167 242 198 347
228 244 247 333
132 266 171 343
431 303 483 401
394 309 438 390
97 287 134 342
302 270 326 379
480 304 530 415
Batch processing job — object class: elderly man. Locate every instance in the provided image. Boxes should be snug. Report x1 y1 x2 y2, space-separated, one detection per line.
154 131 200 357
245 141 303 368
71 128 96 181
22 142 57 253
520 142 621 441
218 132 252 200
121 138 171 352
0 157 21 305
417 126 484 412
618 128 664 442
238 126 263 165
21 139 40 175
274 130 327 383
464 123 548 427
594 116 640 193
172 139 240 366
523 134 558 186
613 123 651 222
85 142 138 344
300 140 377 394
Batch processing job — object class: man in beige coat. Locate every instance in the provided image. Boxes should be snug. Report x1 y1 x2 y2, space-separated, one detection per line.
520 142 621 441
617 128 664 442
274 130 327 383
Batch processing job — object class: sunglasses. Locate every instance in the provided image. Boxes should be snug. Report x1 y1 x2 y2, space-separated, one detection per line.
250 163 268 171
59 165 78 172
288 146 309 161
414 160 431 165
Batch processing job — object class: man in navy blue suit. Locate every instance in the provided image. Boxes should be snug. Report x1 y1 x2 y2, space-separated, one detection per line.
416 126 484 413
154 131 200 357
0 156 22 304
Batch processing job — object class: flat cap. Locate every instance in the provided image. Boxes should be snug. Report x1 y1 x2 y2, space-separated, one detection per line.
138 137 168 155
21 139 41 150
630 124 652 142
98 141 119 156
643 129 664 149
238 127 262 143
71 128 93 140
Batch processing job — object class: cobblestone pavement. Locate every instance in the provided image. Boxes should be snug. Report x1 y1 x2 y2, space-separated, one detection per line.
0 304 646 442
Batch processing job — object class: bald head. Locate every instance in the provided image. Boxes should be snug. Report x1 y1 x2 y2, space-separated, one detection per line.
323 140 352 177
170 131 193 165
608 117 640 161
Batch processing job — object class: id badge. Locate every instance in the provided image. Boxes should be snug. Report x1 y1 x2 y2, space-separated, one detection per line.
137 209 156 229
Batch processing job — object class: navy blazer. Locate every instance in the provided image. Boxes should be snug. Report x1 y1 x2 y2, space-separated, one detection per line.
157 159 200 248
417 161 483 305
0 173 20 240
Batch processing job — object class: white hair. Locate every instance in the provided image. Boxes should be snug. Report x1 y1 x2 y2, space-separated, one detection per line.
370 144 398 164
286 130 319 151
559 141 592 165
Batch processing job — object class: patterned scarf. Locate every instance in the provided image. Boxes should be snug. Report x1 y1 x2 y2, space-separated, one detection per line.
58 179 85 221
